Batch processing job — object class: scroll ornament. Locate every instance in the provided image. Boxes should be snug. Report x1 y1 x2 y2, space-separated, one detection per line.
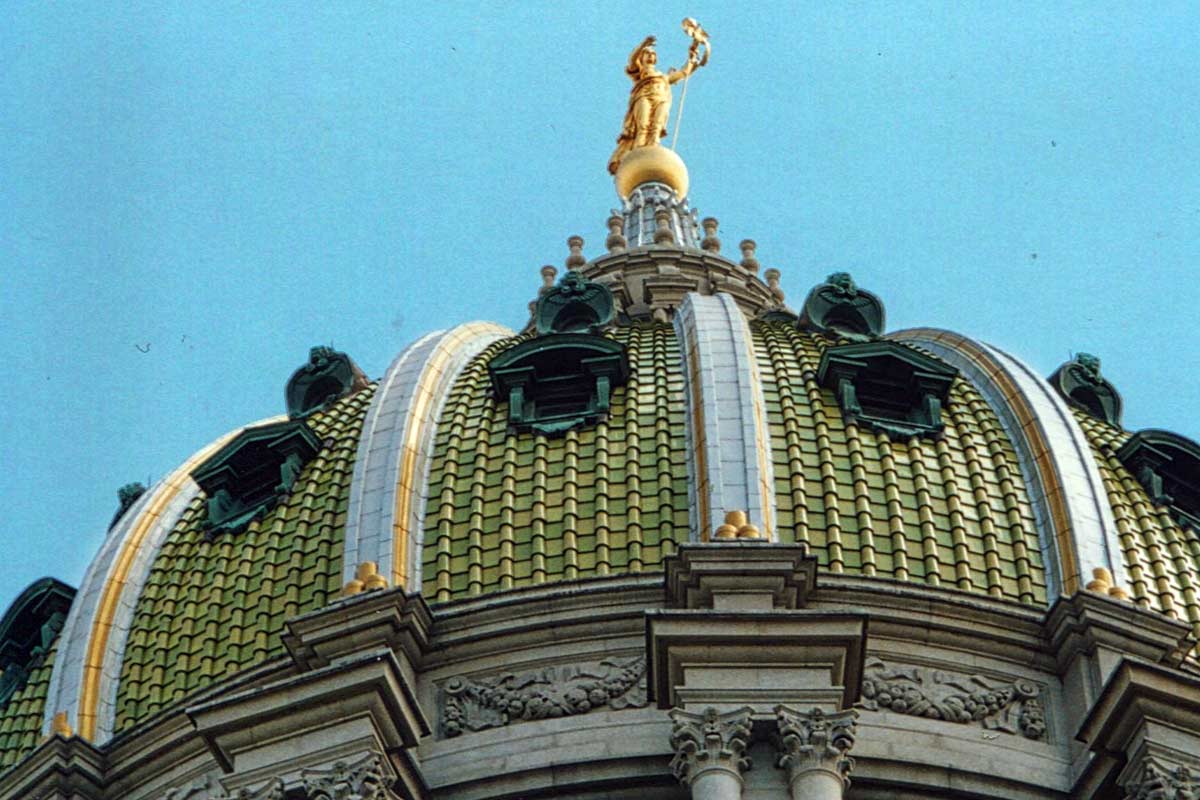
441 656 647 737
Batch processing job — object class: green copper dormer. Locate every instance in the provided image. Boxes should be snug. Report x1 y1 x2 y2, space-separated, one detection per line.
0 578 73 712
818 341 957 438
799 272 885 339
491 271 629 436
1117 429 1200 531
191 420 323 536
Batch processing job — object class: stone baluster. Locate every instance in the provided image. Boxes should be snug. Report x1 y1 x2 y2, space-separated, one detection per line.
669 707 754 800
701 217 721 253
606 214 627 253
774 706 858 800
739 240 759 274
764 268 785 304
654 207 676 245
565 236 586 270
539 265 557 295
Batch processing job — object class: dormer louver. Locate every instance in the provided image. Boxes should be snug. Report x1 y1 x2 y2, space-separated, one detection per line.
818 341 957 438
1116 430 1200 531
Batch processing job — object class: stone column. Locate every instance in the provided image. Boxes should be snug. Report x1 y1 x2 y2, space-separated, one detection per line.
669 707 754 800
774 706 857 800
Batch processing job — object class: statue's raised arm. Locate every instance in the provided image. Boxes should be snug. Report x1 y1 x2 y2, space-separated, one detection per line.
607 20 710 176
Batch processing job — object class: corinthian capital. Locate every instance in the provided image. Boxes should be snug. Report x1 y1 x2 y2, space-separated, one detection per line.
668 706 754 786
774 706 858 790
1123 758 1199 800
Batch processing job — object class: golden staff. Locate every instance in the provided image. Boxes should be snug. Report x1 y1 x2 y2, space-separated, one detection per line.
671 17 710 151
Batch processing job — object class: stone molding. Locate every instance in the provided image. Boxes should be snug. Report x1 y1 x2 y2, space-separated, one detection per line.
1075 659 1200 799
215 753 392 799
668 706 754 786
439 655 646 738
663 541 817 611
860 657 1047 740
1045 590 1193 674
774 705 858 793
0 733 106 800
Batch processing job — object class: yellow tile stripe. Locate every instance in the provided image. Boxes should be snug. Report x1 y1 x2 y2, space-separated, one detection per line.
77 416 283 741
896 328 1082 595
390 322 507 589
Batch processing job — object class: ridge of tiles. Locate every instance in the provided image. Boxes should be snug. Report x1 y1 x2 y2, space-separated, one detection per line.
1072 409 1200 646
752 321 1048 606
0 636 58 772
421 324 689 600
112 385 376 733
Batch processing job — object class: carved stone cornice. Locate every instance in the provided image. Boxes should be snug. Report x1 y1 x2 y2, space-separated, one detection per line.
1074 659 1200 799
774 705 858 793
1122 757 1199 800
668 706 754 787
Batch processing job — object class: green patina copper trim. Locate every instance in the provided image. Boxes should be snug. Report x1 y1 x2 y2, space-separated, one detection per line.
285 346 370 420
817 341 957 439
799 272 885 339
1116 429 1200 531
1048 353 1123 427
191 421 323 536
0 579 73 714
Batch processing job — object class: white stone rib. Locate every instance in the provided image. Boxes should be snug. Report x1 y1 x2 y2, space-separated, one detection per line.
342 322 511 589
675 293 777 540
894 329 1125 600
43 417 281 744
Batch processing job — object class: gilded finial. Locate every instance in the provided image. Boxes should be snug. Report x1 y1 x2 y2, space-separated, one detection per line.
713 510 763 540
700 217 721 252
609 20 710 198
343 561 388 596
1085 566 1130 601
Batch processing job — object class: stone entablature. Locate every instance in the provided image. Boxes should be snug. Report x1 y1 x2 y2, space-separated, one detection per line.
3 573 1199 800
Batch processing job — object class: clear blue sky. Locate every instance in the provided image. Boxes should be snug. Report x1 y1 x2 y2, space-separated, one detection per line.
2 2 1198 604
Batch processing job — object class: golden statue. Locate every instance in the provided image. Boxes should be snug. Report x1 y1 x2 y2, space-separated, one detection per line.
608 19 710 177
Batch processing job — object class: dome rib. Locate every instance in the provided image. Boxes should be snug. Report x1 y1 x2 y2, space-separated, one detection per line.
42 417 284 745
892 327 1126 600
342 322 511 591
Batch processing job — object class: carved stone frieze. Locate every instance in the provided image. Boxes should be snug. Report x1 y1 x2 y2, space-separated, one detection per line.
668 706 754 785
213 754 390 800
774 706 857 791
216 778 284 800
161 775 212 800
860 657 1046 739
1123 759 1199 800
440 655 647 737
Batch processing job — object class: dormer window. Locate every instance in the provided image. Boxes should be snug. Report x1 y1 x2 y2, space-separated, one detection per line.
285 346 370 419
0 578 74 710
489 271 629 436
191 420 322 536
1116 430 1200 530
818 342 957 438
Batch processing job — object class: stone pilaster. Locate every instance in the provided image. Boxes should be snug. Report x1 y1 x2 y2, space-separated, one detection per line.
669 706 753 800
774 706 857 800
